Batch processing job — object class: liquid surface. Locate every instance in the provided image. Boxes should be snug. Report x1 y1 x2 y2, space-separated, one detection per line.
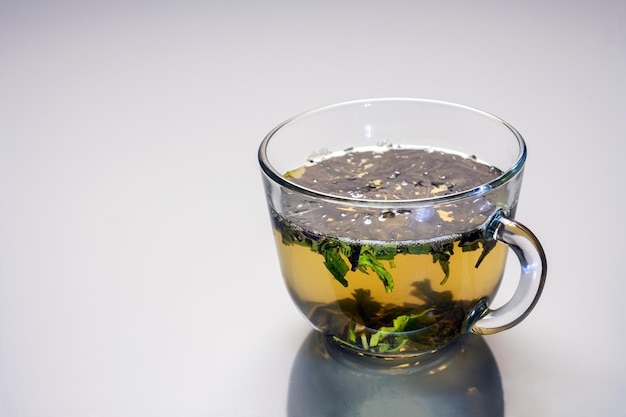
281 146 503 241
286 146 501 200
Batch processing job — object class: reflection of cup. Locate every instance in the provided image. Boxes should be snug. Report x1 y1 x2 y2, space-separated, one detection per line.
288 331 504 417
259 98 547 358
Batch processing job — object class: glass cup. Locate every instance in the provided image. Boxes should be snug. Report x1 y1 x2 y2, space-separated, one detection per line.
258 98 547 358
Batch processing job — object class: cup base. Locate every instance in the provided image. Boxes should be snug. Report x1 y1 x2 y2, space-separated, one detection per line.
323 332 465 374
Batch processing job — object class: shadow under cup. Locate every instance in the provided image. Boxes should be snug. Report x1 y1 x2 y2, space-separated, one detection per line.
288 331 504 417
259 98 547 358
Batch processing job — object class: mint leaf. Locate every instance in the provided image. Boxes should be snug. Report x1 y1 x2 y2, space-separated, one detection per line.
430 243 454 285
475 240 496 268
358 246 395 293
320 240 350 287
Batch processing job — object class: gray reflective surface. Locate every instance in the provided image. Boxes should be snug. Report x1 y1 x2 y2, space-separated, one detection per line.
288 332 503 417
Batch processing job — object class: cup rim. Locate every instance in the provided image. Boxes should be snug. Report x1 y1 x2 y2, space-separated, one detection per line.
258 97 527 207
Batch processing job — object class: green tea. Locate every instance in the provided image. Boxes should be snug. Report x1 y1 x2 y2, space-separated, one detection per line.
272 145 507 355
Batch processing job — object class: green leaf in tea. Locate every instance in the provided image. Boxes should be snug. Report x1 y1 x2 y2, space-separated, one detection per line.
330 280 479 354
319 240 350 287
273 211 496 292
357 246 395 293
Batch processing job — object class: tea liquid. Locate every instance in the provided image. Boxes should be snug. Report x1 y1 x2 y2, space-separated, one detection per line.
272 146 508 354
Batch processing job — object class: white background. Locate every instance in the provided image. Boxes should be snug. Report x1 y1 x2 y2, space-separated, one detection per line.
1 1 625 416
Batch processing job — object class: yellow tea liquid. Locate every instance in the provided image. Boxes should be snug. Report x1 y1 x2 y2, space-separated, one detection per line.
272 145 507 354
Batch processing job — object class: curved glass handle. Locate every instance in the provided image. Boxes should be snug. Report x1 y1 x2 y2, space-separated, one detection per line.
470 215 547 335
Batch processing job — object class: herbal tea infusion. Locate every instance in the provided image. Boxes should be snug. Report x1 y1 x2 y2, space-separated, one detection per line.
271 145 508 354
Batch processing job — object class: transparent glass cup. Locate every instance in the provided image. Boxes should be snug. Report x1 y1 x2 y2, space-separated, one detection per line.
259 98 546 358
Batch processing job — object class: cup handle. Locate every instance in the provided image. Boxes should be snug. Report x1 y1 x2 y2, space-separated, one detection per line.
469 214 547 335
